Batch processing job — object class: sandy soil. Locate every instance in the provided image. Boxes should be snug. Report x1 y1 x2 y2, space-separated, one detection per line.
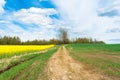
45 46 111 80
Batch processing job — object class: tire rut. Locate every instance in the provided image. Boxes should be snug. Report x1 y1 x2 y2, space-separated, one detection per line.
13 60 42 80
0 55 38 75
45 46 111 80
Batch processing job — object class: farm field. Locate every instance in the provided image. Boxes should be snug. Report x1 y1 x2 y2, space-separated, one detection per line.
0 45 57 80
0 44 120 80
0 45 54 59
67 44 120 79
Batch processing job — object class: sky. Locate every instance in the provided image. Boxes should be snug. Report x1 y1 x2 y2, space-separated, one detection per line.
0 0 120 44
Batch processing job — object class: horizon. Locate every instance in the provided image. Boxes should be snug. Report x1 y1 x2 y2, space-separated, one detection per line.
0 0 120 44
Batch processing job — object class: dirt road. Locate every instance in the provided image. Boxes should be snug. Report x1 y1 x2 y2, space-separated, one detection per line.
45 46 110 80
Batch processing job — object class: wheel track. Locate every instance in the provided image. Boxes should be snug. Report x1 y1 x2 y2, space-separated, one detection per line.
44 46 111 80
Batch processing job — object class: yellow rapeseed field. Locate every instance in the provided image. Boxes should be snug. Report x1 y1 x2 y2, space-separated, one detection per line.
0 45 54 55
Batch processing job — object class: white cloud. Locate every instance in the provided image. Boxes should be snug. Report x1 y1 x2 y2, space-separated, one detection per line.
52 0 120 43
13 7 57 27
98 0 120 16
0 20 56 41
0 7 59 41
1 0 120 43
0 0 6 15
0 20 25 34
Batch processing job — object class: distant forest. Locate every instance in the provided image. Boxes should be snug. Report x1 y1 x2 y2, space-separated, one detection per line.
0 36 105 45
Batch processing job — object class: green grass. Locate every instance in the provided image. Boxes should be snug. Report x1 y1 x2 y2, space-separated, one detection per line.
67 44 120 78
0 53 39 72
0 47 58 80
0 50 44 59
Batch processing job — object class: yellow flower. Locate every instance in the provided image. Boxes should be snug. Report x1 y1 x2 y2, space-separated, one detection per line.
0 45 54 55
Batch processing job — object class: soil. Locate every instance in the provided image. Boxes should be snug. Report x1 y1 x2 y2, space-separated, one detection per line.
45 46 111 80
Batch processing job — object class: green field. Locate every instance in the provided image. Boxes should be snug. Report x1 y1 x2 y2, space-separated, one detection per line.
67 44 120 79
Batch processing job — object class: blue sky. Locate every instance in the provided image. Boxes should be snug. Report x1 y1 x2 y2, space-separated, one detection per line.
4 0 56 11
0 0 120 44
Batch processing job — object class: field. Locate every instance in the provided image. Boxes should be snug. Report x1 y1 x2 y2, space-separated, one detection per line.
0 45 57 80
0 45 54 59
67 44 120 79
0 44 120 80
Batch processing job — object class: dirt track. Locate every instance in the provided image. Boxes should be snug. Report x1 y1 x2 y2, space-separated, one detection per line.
45 46 111 80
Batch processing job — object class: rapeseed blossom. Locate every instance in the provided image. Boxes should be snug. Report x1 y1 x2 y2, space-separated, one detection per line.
0 45 54 54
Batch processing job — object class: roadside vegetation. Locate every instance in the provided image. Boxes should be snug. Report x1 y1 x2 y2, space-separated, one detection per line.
67 44 120 79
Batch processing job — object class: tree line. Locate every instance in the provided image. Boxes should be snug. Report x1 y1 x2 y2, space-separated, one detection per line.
72 38 105 44
0 36 105 45
0 28 105 45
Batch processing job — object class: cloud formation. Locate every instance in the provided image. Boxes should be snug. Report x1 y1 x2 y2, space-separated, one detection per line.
52 0 120 43
0 0 120 43
0 7 58 41
0 0 6 15
98 0 120 17
13 7 57 26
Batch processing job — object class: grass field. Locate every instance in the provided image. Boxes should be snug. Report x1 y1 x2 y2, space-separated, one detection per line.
67 44 120 79
0 45 54 59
